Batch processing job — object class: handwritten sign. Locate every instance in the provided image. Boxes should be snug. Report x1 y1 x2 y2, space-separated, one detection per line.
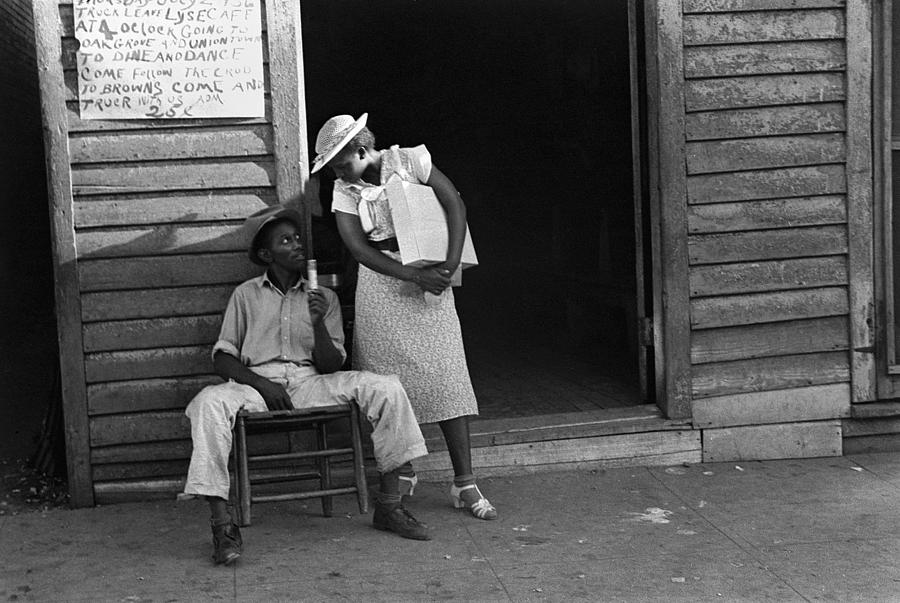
73 0 265 119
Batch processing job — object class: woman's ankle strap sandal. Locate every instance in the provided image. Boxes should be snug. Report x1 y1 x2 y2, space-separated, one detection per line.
449 483 498 520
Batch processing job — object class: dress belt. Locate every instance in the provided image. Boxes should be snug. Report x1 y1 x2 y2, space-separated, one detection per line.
368 237 399 252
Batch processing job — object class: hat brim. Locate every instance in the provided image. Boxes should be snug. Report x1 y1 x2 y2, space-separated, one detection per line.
310 113 368 174
247 207 304 266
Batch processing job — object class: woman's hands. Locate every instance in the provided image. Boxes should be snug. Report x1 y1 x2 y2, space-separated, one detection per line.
412 265 453 295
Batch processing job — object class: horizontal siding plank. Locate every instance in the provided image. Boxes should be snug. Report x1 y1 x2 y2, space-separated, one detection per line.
71 160 276 195
842 416 900 437
687 195 846 234
685 73 844 112
686 133 844 175
688 225 847 264
684 40 845 79
842 434 900 454
692 351 849 398
90 411 191 447
703 420 842 462
67 99 273 132
690 315 848 364
83 315 221 352
690 286 848 328
91 440 193 464
683 10 844 45
77 223 245 259
74 192 273 227
692 383 850 428
84 345 213 383
79 253 258 291
82 285 234 322
690 256 847 296
683 0 846 13
70 126 272 163
92 459 190 482
88 376 221 415
685 103 845 141
687 165 846 204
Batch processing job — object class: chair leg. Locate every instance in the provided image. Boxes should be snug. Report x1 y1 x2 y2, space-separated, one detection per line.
234 414 251 527
349 404 369 514
317 421 333 517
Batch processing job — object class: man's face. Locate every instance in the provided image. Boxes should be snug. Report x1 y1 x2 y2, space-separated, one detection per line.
259 220 306 272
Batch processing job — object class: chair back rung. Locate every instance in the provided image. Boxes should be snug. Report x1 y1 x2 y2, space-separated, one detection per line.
252 486 360 504
248 448 354 463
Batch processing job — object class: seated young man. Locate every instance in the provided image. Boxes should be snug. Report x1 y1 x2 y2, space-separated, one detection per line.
181 205 430 565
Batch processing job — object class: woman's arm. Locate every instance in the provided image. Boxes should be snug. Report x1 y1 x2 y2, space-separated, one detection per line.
334 210 451 294
425 164 467 273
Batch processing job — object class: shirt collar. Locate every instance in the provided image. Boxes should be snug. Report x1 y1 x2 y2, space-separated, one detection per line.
255 271 307 293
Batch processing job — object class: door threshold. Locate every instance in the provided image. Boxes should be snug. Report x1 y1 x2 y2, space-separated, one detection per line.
416 405 700 479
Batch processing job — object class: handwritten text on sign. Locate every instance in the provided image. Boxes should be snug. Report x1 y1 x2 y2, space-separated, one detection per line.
73 0 265 119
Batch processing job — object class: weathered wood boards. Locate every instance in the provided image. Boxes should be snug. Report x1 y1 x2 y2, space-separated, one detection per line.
682 3 857 421
703 420 842 462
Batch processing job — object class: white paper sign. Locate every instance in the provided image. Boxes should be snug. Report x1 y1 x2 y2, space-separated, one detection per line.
73 0 265 119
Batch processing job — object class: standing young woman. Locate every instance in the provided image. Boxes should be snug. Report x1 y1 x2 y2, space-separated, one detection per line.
312 113 496 520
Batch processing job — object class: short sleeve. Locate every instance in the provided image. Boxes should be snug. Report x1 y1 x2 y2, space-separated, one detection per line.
211 287 246 361
331 183 359 215
408 144 432 183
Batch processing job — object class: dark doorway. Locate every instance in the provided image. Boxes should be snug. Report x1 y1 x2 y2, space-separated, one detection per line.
303 0 644 419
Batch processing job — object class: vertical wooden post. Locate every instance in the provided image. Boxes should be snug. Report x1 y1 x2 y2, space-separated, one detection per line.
846 1 877 403
266 0 312 249
32 1 93 507
645 1 692 419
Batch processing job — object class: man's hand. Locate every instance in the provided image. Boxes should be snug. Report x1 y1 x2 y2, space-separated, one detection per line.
253 378 292 411
307 289 328 325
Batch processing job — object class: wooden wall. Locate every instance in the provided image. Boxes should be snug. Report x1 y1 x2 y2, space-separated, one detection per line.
35 0 309 505
671 0 874 460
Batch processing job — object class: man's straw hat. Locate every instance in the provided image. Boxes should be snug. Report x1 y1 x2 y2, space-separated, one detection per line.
243 204 304 266
311 113 368 174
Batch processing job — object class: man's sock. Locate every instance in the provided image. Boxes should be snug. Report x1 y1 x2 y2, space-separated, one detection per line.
206 496 231 525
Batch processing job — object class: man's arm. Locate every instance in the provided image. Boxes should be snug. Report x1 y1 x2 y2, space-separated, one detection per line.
213 351 293 411
307 289 345 374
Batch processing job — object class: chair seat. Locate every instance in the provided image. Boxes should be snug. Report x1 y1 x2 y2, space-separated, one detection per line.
232 403 369 526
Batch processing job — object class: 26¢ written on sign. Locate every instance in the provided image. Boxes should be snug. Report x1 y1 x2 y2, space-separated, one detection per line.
73 0 265 119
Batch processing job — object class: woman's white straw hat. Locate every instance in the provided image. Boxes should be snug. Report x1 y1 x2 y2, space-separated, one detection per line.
311 113 368 174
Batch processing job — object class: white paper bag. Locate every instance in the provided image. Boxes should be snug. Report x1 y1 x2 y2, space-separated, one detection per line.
385 176 478 273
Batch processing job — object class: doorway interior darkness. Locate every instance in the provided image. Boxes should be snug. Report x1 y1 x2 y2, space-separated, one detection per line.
302 0 644 418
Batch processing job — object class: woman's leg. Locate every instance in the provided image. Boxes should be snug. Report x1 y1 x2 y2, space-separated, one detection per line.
438 415 473 477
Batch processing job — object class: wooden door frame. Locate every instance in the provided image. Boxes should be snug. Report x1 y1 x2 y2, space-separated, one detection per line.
644 1 692 420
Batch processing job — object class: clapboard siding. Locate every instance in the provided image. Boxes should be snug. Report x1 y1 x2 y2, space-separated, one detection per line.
88 376 222 416
90 411 191 447
84 346 213 383
687 164 846 204
71 159 276 195
687 195 845 233
683 0 845 12
683 10 844 45
684 40 845 78
690 286 848 328
685 73 844 112
69 126 273 163
690 256 848 296
690 315 848 363
83 315 221 352
79 253 258 291
81 285 234 322
74 192 274 228
685 103 845 141
692 351 850 398
76 223 245 259
685 133 845 174
688 225 847 264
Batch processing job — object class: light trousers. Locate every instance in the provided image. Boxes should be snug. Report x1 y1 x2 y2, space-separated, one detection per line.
182 362 428 500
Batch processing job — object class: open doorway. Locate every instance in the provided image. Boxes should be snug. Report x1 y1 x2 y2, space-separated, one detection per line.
303 0 647 419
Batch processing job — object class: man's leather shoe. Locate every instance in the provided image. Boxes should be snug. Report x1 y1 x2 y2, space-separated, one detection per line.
373 504 431 540
211 521 242 565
